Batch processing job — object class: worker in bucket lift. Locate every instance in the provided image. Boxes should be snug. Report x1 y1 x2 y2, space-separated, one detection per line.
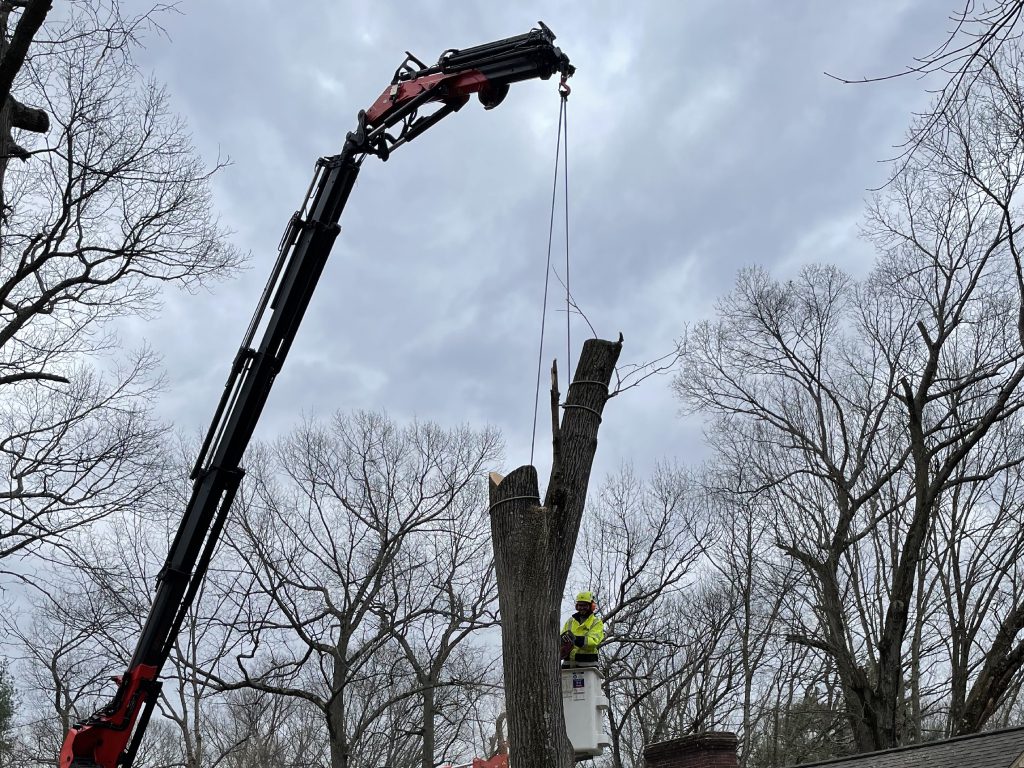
560 591 604 668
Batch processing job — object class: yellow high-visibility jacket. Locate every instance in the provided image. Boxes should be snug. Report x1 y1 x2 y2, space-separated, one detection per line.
562 612 604 664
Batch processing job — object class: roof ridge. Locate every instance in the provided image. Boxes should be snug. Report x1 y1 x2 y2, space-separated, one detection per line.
792 725 1024 767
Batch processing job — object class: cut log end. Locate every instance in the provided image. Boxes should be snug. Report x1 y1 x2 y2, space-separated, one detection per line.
488 471 505 492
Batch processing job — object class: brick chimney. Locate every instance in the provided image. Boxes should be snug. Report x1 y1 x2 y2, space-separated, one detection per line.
643 731 739 768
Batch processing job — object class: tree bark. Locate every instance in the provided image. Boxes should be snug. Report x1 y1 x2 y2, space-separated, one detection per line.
0 0 52 108
489 336 622 768
421 681 435 768
0 1 50 222
957 603 1024 733
329 653 350 768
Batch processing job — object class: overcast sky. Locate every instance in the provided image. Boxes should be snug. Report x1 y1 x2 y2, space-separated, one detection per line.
115 1 951 488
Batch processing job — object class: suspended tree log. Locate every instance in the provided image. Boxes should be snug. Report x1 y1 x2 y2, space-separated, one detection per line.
488 335 622 768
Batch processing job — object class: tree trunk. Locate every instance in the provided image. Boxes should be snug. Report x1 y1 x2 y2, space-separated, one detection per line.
957 602 1024 733
0 1 52 108
0 0 51 221
489 336 622 768
329 653 349 768
421 679 435 768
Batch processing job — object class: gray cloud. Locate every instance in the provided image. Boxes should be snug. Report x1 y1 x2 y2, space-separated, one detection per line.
116 0 950 484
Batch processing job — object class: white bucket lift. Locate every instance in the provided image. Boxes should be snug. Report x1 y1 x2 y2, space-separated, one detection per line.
561 667 611 757
444 671 611 767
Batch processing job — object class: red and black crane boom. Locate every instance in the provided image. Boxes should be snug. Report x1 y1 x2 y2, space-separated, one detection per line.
59 23 572 768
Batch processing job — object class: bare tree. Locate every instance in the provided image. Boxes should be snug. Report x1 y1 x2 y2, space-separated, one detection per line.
699 454 805 766
745 651 851 768
601 584 741 768
2 576 127 766
678 220 1024 752
571 462 712 768
0 0 240 568
1 432 265 768
925 416 1024 735
0 0 51 178
206 688 327 768
205 412 501 768
373 500 501 768
831 1 1024 171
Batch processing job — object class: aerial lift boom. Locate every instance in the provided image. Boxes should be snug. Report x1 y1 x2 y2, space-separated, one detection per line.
59 24 572 768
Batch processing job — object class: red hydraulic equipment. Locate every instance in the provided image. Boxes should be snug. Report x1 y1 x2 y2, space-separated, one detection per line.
59 23 571 768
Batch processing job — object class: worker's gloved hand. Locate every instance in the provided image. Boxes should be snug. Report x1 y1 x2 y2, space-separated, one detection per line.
574 635 585 647
559 633 573 661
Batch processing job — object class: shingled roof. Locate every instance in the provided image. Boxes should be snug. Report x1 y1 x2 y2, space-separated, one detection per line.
790 727 1024 768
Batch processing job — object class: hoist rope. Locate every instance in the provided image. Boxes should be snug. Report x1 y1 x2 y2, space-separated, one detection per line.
530 87 570 466
563 97 572 387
